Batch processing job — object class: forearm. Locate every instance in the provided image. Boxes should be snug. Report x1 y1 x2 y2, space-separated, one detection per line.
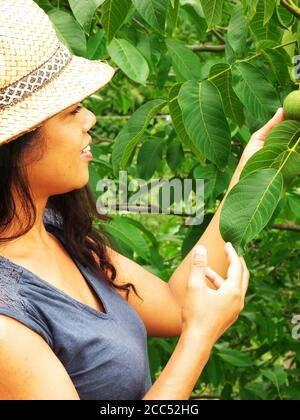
142 330 212 400
168 166 242 305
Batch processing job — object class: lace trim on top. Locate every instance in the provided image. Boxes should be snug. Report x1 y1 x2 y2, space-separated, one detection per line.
0 258 30 314
0 208 62 314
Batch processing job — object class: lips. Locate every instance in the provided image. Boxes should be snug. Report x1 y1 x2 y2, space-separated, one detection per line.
81 144 91 154
81 135 92 154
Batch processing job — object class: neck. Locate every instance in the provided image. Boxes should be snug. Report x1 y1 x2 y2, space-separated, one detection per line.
0 194 52 257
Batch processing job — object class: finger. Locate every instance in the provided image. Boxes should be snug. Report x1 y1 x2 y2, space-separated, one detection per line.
239 256 250 298
252 108 285 141
190 245 207 288
225 243 244 288
205 266 225 289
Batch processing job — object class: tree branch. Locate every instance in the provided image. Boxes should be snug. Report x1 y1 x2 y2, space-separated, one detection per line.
103 204 300 233
212 29 225 43
272 223 300 233
188 44 226 52
188 37 252 53
102 204 197 218
96 114 171 120
280 0 300 18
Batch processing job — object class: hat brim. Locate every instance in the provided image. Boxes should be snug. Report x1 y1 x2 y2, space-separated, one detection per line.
0 54 116 145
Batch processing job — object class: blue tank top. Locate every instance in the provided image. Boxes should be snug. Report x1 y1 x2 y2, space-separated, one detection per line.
0 209 152 400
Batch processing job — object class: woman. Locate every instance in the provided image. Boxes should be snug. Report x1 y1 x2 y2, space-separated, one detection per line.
0 1 285 400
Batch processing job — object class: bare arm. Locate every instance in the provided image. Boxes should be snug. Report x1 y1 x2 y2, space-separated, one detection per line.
143 243 249 400
168 108 285 306
0 316 80 400
143 329 212 400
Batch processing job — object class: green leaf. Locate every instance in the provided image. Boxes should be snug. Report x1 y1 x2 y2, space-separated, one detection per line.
209 63 245 127
92 157 113 171
178 80 231 170
136 33 161 72
241 120 300 185
86 29 106 59
250 0 282 43
120 216 159 248
199 0 224 29
166 38 202 82
103 216 150 260
35 0 53 12
204 353 223 388
181 2 208 40
68 0 105 33
227 3 248 58
297 19 300 55
220 168 284 253
194 163 230 204
137 137 164 180
263 0 276 26
168 84 206 164
112 100 167 176
246 0 259 21
132 0 168 34
156 53 172 88
167 0 180 33
261 48 291 87
261 366 288 388
232 62 281 123
48 9 87 56
107 38 149 84
240 383 267 400
288 194 300 217
275 3 295 29
166 141 185 172
218 349 253 368
102 0 132 44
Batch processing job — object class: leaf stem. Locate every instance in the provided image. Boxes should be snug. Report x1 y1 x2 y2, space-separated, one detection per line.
208 39 297 82
280 0 300 18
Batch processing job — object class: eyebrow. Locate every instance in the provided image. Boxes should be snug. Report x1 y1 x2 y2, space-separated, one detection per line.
67 103 81 112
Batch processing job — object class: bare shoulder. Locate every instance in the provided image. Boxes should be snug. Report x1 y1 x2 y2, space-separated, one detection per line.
0 316 79 400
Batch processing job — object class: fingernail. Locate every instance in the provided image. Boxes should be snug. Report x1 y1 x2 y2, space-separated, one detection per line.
194 245 206 256
225 242 232 249
193 246 207 267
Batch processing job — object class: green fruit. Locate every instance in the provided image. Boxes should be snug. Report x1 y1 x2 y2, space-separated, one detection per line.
283 90 300 121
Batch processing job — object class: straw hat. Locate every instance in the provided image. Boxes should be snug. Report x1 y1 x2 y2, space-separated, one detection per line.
0 0 116 146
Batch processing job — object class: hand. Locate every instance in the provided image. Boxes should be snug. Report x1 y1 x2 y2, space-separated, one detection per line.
237 108 285 172
181 243 250 346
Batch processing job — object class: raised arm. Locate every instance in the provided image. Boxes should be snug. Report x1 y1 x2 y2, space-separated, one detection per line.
168 109 285 306
143 244 249 399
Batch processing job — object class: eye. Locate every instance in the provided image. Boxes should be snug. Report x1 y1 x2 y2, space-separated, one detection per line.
71 105 83 115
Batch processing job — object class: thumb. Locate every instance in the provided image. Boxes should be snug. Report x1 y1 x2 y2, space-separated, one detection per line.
189 245 207 287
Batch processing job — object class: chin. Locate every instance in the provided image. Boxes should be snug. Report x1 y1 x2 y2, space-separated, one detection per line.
64 177 89 192
76 178 90 190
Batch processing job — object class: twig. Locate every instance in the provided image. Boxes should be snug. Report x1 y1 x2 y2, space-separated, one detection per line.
96 114 171 121
212 29 225 43
132 17 146 30
280 0 300 18
188 44 225 52
102 204 197 218
188 37 252 53
272 223 300 233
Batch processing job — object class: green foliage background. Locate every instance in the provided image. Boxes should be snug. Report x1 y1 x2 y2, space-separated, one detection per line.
37 0 300 399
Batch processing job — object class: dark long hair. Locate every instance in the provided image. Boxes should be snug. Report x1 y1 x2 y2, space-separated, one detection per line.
0 129 142 302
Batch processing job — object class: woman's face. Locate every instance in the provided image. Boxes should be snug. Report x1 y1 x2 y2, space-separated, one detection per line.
25 102 97 197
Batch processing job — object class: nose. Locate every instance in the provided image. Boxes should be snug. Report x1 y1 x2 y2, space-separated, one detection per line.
83 110 97 132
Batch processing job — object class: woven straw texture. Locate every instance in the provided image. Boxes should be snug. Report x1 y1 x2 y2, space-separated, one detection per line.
0 0 115 145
